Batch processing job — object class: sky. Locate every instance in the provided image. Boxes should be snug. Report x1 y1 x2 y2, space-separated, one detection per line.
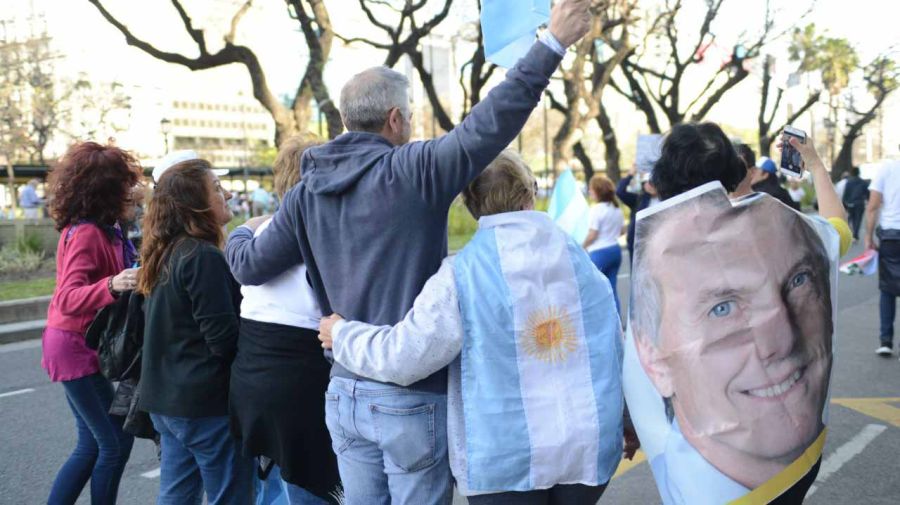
5 0 900 157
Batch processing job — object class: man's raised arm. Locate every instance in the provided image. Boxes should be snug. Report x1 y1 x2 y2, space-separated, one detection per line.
397 0 592 207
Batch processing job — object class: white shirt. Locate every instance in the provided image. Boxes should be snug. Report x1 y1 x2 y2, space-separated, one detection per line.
788 187 805 203
586 202 624 252
239 219 321 329
871 161 900 230
834 178 847 200
649 421 749 505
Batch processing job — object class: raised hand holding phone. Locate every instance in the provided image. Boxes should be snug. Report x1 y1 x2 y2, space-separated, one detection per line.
780 126 807 178
777 128 847 222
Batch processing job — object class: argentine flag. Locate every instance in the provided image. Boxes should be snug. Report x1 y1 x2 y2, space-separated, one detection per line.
482 0 551 68
454 211 624 492
548 169 591 243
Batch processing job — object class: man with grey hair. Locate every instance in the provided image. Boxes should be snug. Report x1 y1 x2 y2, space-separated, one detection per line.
226 1 592 503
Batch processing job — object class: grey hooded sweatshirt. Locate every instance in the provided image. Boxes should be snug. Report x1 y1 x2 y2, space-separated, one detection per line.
226 41 563 391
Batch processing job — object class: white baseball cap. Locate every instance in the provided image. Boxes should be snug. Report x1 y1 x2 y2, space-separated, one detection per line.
152 150 229 182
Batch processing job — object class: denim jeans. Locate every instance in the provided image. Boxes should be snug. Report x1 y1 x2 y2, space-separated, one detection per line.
467 483 608 505
48 373 134 505
150 414 253 505
324 377 451 505
589 244 622 313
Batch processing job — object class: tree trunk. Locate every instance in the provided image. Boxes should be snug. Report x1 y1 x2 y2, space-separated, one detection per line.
5 159 16 215
572 142 594 189
597 107 621 182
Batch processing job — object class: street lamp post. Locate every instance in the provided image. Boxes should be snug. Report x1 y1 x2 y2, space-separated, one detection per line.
160 118 172 154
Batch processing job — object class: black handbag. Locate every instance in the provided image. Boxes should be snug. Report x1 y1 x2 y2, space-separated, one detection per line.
85 290 145 382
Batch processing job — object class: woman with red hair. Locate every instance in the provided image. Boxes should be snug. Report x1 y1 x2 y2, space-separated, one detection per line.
43 141 143 504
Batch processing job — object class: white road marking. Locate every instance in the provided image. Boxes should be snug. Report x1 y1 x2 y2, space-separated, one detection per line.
141 467 161 479
806 424 887 496
0 388 35 399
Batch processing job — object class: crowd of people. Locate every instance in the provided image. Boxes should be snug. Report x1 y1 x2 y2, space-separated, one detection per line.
34 0 873 504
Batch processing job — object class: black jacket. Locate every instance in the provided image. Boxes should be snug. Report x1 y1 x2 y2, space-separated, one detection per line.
616 175 654 261
752 176 800 211
843 176 869 207
139 238 241 418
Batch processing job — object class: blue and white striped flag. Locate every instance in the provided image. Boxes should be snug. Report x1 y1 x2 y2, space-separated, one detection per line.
454 211 624 492
548 169 591 243
481 0 551 68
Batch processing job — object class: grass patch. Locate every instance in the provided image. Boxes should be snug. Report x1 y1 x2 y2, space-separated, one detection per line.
0 276 56 301
447 197 550 252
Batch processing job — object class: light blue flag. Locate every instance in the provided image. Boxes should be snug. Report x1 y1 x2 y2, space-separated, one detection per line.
482 0 551 68
454 211 624 492
547 169 590 243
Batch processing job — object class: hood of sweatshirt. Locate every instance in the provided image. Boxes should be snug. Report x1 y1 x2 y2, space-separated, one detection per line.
301 132 395 195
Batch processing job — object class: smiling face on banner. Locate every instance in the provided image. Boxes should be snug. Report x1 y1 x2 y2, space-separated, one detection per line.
626 183 836 502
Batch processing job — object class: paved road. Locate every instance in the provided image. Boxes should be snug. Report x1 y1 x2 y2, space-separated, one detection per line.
1 241 899 504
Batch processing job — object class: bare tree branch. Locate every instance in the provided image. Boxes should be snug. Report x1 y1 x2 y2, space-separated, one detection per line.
226 0 254 45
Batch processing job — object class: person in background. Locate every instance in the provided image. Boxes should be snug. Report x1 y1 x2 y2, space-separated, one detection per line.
20 178 43 219
843 166 869 241
251 185 271 217
788 179 806 206
616 170 659 264
864 160 900 358
583 174 625 311
229 137 341 504
43 142 142 504
137 158 252 504
731 143 756 198
750 156 799 211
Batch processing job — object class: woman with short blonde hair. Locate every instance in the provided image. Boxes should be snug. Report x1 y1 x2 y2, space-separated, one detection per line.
229 137 341 504
319 149 626 504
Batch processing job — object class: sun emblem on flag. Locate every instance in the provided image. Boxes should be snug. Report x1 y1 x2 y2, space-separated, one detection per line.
522 306 577 363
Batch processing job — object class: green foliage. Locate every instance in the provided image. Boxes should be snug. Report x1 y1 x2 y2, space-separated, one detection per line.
15 232 43 255
0 276 55 301
789 24 859 96
0 245 44 275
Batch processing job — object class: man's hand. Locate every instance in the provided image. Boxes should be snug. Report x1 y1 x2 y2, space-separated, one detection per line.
318 314 344 349
865 234 878 252
243 215 271 232
623 425 641 460
548 0 592 47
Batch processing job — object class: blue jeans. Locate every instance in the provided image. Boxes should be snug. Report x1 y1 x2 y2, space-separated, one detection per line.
589 245 622 313
150 414 253 505
49 373 134 505
324 377 451 505
880 291 896 348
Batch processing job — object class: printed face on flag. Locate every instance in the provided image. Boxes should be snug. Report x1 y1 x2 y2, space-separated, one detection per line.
628 184 834 496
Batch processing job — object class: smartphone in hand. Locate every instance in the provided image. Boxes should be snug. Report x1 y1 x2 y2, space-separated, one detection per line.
780 126 806 178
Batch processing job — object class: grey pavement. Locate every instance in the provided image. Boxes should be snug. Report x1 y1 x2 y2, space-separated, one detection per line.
1 241 899 504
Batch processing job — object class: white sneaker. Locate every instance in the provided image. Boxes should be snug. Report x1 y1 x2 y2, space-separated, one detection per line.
876 346 892 356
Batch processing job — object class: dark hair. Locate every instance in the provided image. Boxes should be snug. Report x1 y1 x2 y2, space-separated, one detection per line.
651 123 747 200
47 142 143 232
734 143 756 170
138 160 223 294
850 166 861 177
